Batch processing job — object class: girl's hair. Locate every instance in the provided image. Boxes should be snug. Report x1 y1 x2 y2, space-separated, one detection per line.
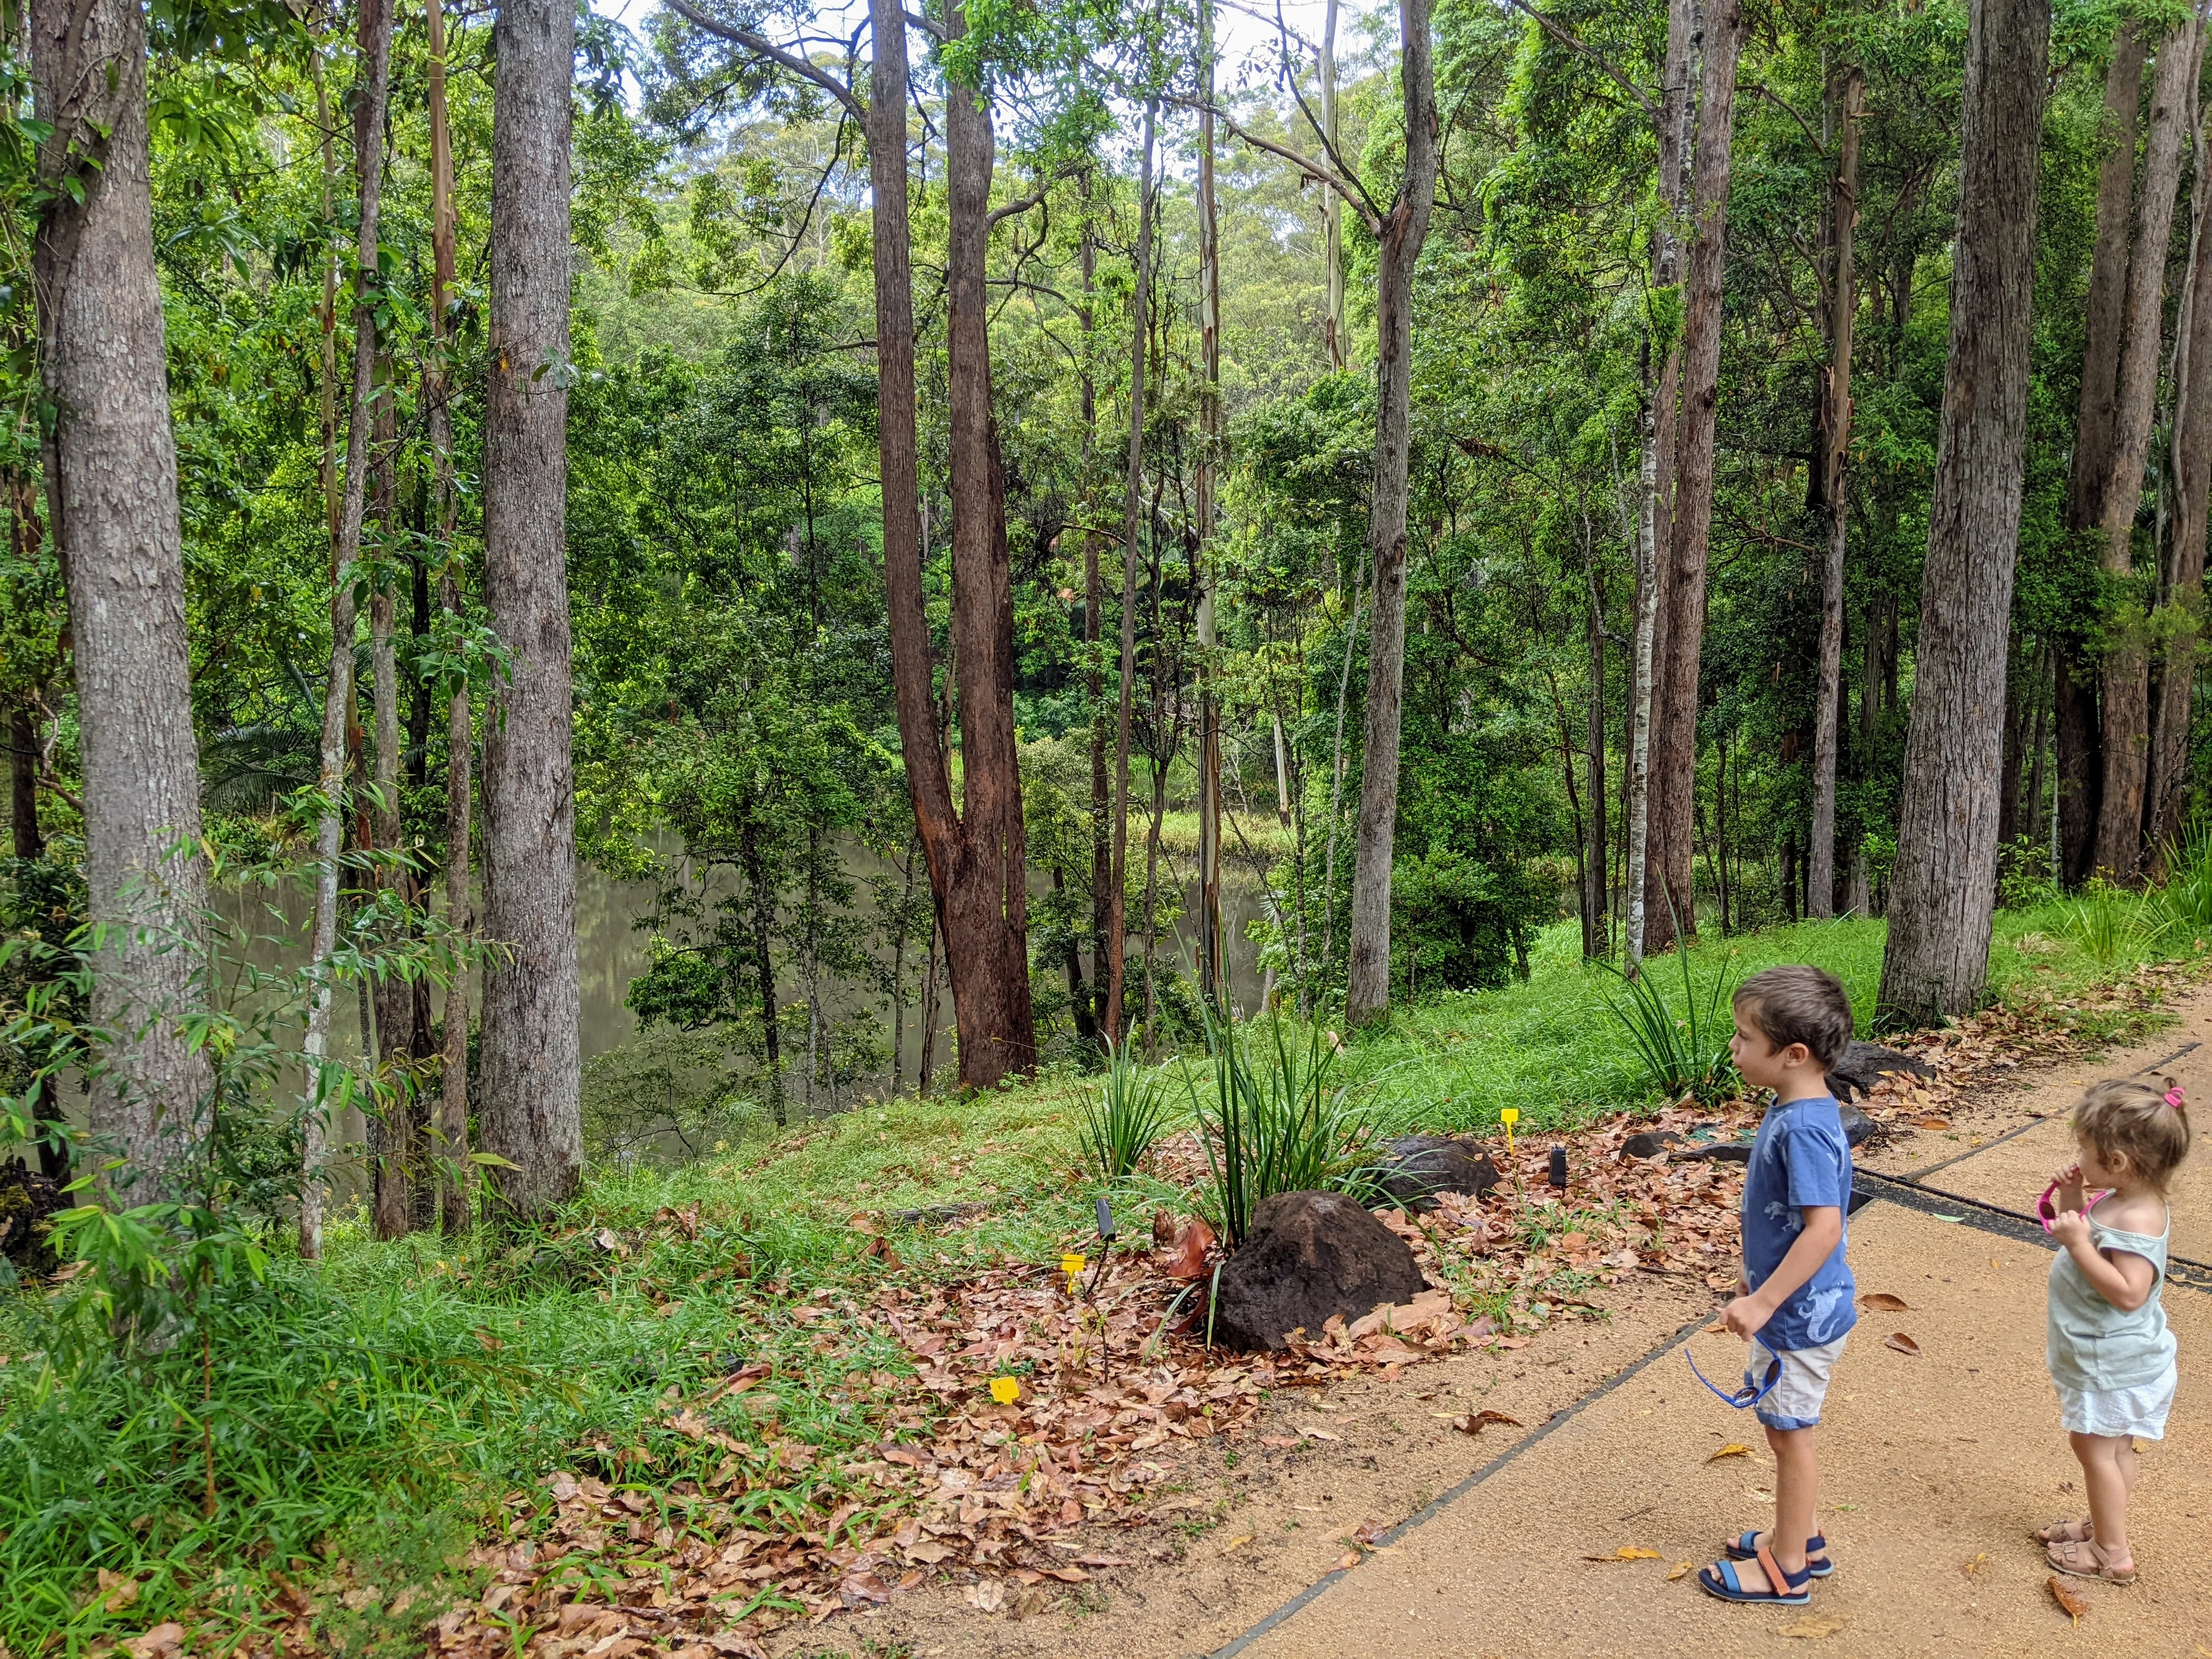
2073 1078 2192 1193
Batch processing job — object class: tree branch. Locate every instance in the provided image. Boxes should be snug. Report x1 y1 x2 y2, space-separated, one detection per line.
662 0 866 120
1500 0 1655 119
1176 95 1381 233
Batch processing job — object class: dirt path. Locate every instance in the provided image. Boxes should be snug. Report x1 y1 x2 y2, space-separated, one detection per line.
819 988 2212 1659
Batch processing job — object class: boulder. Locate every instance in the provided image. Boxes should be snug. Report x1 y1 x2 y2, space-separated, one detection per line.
1622 1128 1690 1160
1212 1191 1427 1352
1826 1041 1932 1103
1837 1099 1876 1148
1374 1134 1502 1210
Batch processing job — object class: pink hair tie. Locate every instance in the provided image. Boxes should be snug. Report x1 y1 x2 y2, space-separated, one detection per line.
2167 1086 2187 1110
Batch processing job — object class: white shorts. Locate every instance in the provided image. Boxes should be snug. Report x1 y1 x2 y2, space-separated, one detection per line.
2055 1363 2176 1440
1748 1335 1848 1431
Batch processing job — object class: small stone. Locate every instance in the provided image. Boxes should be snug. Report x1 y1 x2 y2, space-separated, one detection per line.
1373 1135 1502 1211
1212 1191 1427 1351
1622 1129 1689 1159
1837 1100 1876 1148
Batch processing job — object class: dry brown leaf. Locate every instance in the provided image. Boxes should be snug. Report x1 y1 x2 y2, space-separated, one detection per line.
1160 1217 1217 1280
1334 1550 1363 1570
1582 1545 1662 1562
2048 1576 2086 1624
1960 1552 1989 1579
1912 1116 1952 1130
1884 1331 1922 1357
1779 1615 1846 1639
1453 1410 1523 1435
1667 1560 1694 1581
1218 1534 1256 1555
1859 1292 1912 1312
1707 1443 1750 1462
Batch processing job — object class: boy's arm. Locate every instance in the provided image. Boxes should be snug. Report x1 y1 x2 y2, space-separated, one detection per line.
1722 1206 1843 1339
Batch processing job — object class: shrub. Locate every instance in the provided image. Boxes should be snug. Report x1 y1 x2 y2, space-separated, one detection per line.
1079 1042 1175 1183
1187 1011 1376 1248
1602 943 1740 1105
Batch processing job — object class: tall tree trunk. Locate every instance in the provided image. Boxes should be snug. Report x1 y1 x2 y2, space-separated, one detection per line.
32 0 214 1199
2058 27 2149 884
369 368 415 1240
1342 0 1437 1029
2154 100 2212 854
742 825 783 1124
427 0 472 1232
1808 66 1864 919
1583 537 1608 958
1197 0 1224 1008
2094 19 2203 881
1645 0 1747 955
1321 0 1346 371
1998 644 2026 851
1878 0 2050 1023
1081 184 1113 1045
479 0 581 1215
942 0 1036 1082
1107 101 1155 1049
2025 643 2053 851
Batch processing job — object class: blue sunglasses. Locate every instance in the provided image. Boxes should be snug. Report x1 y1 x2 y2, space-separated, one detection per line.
1686 1345 1784 1409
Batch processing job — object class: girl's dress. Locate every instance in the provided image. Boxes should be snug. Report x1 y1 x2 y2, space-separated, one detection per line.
2047 1197 2178 1439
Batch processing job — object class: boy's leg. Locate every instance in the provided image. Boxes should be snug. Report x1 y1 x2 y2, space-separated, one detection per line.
2069 1431 2134 1568
1765 1424 1818 1575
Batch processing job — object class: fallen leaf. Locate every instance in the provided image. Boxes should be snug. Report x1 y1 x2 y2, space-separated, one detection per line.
1960 1552 1988 1579
967 1579 1005 1613
1334 1550 1362 1570
1453 1410 1523 1435
1160 1218 1217 1280
1352 1519 1390 1548
1707 1443 1750 1462
1582 1545 1662 1562
2048 1575 2085 1625
1260 1435 1301 1449
1884 1332 1922 1358
1300 1425 1342 1442
1218 1534 1255 1555
1859 1293 1912 1312
1912 1116 1951 1130
904 1541 954 1565
121 1626 184 1659
1779 1614 1846 1639
1667 1561 1694 1581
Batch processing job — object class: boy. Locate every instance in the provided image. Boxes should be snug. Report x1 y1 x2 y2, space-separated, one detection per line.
1697 964 1857 1607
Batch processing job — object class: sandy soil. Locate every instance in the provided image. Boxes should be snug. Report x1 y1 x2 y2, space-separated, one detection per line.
802 989 2212 1659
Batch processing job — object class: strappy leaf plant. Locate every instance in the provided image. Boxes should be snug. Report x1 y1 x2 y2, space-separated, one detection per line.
1601 941 1740 1106
1079 1040 1176 1183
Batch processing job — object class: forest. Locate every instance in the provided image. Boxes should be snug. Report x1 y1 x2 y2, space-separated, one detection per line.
2 0 2210 1644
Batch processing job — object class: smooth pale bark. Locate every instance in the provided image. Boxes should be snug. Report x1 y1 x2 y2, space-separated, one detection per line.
1197 0 1224 1007
1645 0 1746 956
479 0 581 1215
427 0 472 1232
1272 713 1293 826
2152 93 2212 853
1583 545 1608 957
1624 390 1662 970
1808 67 1864 919
1878 0 2050 1023
1107 103 1155 1049
1081 188 1112 1043
2094 20 2203 881
941 0 1036 1081
1343 0 1437 1028
2058 28 2148 884
1321 0 1345 371
31 0 213 1199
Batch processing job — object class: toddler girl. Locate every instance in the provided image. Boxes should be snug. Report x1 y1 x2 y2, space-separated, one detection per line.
2038 1077 2190 1585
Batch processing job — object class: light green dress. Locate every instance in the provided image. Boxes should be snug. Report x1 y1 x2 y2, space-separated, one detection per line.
2046 1198 2177 1438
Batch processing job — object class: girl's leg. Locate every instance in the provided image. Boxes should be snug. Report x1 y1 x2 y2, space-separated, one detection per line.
2069 1431 2134 1570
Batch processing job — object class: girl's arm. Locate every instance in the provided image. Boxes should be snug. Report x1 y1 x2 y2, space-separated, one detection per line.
2049 1212 2159 1311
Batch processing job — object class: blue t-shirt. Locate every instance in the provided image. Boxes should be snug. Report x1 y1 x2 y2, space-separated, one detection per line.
1741 1093 1858 1352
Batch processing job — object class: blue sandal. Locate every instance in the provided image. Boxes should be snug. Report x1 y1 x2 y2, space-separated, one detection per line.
1725 1530 1833 1578
1698 1541 1814 1605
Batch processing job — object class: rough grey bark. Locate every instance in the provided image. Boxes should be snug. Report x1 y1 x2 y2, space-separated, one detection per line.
2152 79 2212 854
1645 0 1747 956
2058 26 2148 884
1878 0 2050 1023
1321 0 1345 372
427 0 472 1232
31 0 212 1198
1344 0 1437 1028
1808 67 1864 918
478 0 581 1215
1107 101 1155 1049
1197 0 1224 1007
2094 18 2203 881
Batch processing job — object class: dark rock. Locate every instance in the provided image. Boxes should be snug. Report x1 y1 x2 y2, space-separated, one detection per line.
1622 1129 1690 1160
1374 1134 1502 1210
1826 1041 1932 1103
1838 1100 1876 1148
1213 1190 1427 1351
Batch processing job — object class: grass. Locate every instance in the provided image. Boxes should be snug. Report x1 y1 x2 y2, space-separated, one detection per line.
0 895 2200 1651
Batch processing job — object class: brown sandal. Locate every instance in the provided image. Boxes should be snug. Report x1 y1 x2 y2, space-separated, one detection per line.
2046 1536 2136 1584
2035 1517 2093 1545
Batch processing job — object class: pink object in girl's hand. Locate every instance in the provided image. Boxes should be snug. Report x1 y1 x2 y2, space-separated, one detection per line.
2036 1180 2112 1233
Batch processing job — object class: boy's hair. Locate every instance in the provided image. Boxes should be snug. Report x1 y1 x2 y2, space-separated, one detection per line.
1732 966 1853 1070
2073 1078 2192 1194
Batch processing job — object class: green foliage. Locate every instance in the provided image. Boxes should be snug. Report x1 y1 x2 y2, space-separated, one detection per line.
1186 1010 1377 1248
1079 1040 1176 1182
1601 940 1742 1107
